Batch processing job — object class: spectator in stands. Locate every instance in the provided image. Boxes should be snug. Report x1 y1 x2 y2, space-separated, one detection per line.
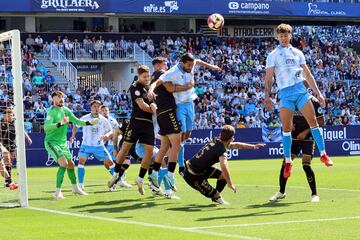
43 71 55 91
34 35 43 53
31 71 44 87
25 34 35 48
98 82 110 101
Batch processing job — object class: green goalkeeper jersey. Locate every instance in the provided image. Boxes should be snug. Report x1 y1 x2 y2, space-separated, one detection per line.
44 106 87 144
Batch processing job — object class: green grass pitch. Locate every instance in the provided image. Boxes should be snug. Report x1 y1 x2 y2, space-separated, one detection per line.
1 156 360 240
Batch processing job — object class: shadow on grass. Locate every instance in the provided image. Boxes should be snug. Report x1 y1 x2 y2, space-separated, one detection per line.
167 204 232 212
245 201 309 209
196 209 311 221
80 201 172 213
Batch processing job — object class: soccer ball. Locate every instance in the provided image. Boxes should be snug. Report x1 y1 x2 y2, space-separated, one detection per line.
207 13 224 31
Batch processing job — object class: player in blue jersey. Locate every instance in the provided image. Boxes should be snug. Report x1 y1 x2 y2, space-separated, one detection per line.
70 100 115 190
264 23 333 179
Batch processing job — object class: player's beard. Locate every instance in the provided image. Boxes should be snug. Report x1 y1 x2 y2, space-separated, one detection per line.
55 101 64 107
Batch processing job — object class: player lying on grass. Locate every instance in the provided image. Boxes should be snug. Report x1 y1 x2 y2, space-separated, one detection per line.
183 125 265 205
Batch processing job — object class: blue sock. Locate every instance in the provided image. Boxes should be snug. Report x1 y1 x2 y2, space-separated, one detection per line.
311 127 326 155
158 167 170 190
282 132 292 162
108 164 115 176
177 143 185 168
77 164 85 184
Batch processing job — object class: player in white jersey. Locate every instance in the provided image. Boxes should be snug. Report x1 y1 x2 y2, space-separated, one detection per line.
264 23 333 179
100 105 131 189
70 100 115 190
155 53 221 180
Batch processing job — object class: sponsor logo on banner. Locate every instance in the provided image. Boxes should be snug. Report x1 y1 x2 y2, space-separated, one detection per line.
228 1 270 14
40 0 101 12
342 141 360 155
268 143 283 156
307 3 346 16
320 127 347 141
144 1 179 13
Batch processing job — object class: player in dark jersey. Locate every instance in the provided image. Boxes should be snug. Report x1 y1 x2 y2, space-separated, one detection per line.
108 65 156 195
147 57 194 193
111 118 141 189
269 96 324 203
184 125 265 205
0 105 32 187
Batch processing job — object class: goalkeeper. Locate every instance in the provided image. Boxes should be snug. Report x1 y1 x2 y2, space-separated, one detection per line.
44 91 100 199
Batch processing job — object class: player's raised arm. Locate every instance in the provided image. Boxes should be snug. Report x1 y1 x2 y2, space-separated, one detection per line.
65 107 99 127
195 59 221 72
228 142 266 150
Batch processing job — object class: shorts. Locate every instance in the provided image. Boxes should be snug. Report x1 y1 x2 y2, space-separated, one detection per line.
135 143 159 159
124 119 154 146
79 145 112 161
45 141 72 162
183 162 222 199
176 102 195 132
157 109 181 136
291 139 315 159
279 81 311 112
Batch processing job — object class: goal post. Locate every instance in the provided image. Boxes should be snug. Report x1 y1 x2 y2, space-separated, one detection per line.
0 30 28 207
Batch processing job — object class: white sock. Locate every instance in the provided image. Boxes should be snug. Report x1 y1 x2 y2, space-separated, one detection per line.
136 176 143 183
153 170 158 178
320 150 326 156
165 189 172 195
168 172 174 178
285 158 292 164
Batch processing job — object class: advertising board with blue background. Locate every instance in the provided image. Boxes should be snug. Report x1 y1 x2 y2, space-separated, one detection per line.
25 125 360 167
1 1 359 18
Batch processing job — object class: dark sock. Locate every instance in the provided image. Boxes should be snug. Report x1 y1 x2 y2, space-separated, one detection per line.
139 167 147 178
279 163 288 194
216 179 227 193
148 164 153 175
168 162 177 173
303 165 317 196
114 163 122 173
121 163 130 171
5 166 11 178
5 177 12 187
152 162 161 172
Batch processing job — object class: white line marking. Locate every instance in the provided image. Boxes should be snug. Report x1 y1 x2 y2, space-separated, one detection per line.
189 216 360 230
239 184 360 193
28 207 264 240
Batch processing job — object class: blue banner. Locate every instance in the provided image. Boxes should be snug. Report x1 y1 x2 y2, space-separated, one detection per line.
25 125 360 167
1 0 359 17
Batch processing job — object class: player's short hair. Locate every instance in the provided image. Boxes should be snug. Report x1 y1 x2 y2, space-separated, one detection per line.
220 125 235 142
276 24 292 34
90 100 102 106
51 90 64 98
137 65 150 75
100 105 109 110
152 57 167 66
181 53 195 63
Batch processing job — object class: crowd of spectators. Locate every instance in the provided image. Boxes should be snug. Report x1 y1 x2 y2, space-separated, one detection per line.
0 25 359 133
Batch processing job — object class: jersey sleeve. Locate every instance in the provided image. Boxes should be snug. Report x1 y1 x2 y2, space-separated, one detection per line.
130 85 145 102
76 115 86 128
159 69 176 84
298 50 306 65
64 107 87 127
104 118 113 133
266 52 275 69
44 109 59 132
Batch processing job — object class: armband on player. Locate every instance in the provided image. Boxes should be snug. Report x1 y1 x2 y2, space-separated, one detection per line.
56 122 63 128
